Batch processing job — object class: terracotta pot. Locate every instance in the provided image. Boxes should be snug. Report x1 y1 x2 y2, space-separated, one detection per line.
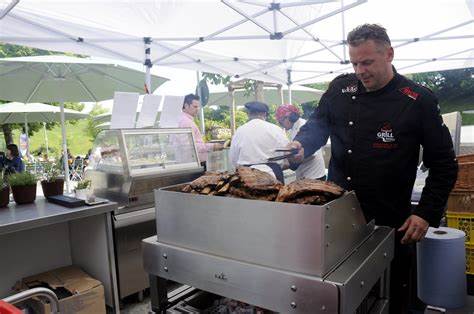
0 186 9 208
41 179 64 198
11 184 37 205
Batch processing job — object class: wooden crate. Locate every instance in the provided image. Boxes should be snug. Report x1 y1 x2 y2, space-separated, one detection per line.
454 154 474 191
447 191 474 213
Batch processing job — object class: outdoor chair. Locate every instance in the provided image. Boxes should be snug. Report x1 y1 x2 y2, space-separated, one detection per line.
70 157 85 181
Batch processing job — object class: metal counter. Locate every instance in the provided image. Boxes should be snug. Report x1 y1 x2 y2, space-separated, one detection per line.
0 197 120 312
0 197 116 236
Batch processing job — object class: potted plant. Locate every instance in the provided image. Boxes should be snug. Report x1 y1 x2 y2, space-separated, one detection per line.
75 179 91 200
0 171 9 208
9 172 38 205
41 162 64 198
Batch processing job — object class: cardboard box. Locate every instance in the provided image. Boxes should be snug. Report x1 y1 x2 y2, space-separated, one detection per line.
15 266 105 314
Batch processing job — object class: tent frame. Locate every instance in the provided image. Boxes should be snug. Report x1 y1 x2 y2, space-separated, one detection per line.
2 0 472 85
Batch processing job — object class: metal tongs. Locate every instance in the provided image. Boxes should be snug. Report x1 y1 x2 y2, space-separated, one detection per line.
267 148 299 162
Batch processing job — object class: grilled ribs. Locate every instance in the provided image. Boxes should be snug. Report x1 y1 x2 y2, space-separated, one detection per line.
275 179 344 204
182 168 344 205
227 167 282 201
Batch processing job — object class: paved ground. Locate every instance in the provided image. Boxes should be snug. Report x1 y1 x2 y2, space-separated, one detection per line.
120 291 152 314
122 297 151 314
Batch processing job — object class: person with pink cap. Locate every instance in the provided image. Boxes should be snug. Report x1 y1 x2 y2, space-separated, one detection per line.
276 104 326 180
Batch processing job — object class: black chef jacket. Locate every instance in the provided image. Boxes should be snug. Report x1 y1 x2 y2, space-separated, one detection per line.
294 70 458 228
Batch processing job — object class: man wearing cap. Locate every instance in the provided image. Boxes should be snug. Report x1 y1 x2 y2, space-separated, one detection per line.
229 101 289 182
178 93 222 163
288 24 458 313
276 104 326 180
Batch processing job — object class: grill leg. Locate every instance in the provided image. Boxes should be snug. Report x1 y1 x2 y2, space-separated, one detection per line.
379 266 390 299
149 275 168 313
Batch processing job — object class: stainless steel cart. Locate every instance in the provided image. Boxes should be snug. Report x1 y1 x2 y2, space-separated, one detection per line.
143 187 394 313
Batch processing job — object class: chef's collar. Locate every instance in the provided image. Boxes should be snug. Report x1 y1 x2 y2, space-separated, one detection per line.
357 66 401 96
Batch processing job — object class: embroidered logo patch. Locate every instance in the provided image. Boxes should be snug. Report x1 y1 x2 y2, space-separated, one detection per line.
341 84 358 94
377 122 395 143
373 122 398 149
399 87 419 100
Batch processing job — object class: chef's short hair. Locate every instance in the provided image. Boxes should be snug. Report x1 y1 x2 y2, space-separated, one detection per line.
347 24 391 48
183 94 200 108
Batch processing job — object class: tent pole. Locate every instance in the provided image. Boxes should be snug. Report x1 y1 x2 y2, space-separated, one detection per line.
196 71 205 134
43 122 49 157
0 0 19 19
60 102 70 193
229 86 236 135
255 81 264 102
144 37 152 94
24 113 29 158
287 70 293 104
340 0 347 61
277 84 284 105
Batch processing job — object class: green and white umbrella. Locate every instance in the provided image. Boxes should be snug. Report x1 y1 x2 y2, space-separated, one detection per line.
0 102 88 156
0 55 168 191
0 102 88 124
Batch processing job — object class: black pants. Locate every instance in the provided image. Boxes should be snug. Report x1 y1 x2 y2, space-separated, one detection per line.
389 232 425 314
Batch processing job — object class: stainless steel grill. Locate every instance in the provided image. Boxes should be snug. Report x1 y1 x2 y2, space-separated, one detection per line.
143 186 394 313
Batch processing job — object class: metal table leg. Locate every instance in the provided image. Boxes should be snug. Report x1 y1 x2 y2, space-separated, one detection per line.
149 275 168 313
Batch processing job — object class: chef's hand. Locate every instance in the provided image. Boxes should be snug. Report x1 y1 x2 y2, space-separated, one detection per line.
398 215 429 244
287 141 305 164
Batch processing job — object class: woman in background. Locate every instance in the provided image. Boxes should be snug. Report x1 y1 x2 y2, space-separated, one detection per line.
1 144 25 174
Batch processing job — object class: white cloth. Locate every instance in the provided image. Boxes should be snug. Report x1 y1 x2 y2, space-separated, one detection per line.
288 118 326 179
230 119 289 177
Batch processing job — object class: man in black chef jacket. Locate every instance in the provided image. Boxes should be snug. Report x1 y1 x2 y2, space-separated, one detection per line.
289 24 458 313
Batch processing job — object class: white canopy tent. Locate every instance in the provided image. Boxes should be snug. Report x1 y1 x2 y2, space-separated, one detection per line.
0 0 472 87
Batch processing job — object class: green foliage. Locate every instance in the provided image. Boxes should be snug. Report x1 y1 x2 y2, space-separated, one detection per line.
12 119 94 156
461 113 474 126
203 107 250 140
202 72 231 86
411 68 474 101
307 82 329 91
86 104 109 140
32 145 57 156
76 179 91 190
42 161 63 182
8 171 38 187
0 43 55 58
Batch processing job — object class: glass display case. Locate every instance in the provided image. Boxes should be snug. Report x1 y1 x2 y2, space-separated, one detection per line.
89 128 200 176
86 128 203 212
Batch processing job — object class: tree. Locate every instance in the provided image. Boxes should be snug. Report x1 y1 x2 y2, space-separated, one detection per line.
410 68 474 101
0 43 54 58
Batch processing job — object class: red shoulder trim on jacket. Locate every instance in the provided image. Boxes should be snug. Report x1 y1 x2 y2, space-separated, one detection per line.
399 87 419 100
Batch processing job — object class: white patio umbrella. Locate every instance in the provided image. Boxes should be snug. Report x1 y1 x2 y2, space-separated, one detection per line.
0 102 88 156
0 55 168 192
